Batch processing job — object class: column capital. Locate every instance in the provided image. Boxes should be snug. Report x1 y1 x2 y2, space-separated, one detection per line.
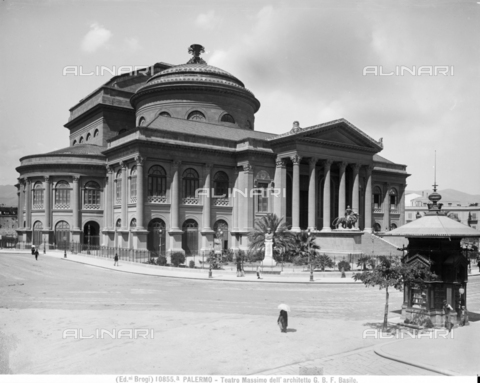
351 163 362 173
338 161 347 172
72 176 80 182
172 160 182 169
18 178 25 186
204 163 213 169
365 164 374 174
119 161 127 169
135 155 144 165
323 159 333 169
242 162 253 173
26 178 32 185
309 157 318 167
44 176 50 183
106 164 114 174
275 157 286 168
291 154 302 165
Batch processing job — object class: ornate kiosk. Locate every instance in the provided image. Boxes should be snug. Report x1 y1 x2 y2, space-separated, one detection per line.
385 187 479 328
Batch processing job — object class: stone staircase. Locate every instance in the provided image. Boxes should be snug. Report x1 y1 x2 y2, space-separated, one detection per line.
361 232 407 256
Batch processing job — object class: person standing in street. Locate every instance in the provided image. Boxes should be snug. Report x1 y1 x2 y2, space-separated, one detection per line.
443 300 453 332
114 253 119 266
277 310 288 333
34 249 39 261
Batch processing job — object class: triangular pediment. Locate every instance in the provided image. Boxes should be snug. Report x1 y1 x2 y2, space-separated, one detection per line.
269 119 383 152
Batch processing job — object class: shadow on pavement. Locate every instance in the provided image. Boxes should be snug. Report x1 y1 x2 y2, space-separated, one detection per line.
286 328 297 333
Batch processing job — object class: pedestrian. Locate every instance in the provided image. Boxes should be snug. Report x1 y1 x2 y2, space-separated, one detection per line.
114 253 119 266
277 309 288 333
256 266 261 279
477 258 480 272
35 249 39 261
443 300 453 332
31 245 35 256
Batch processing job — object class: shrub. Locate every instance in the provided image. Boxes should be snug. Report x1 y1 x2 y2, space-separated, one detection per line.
156 256 167 266
357 255 372 270
314 254 335 271
170 252 185 267
189 260 195 268
337 260 351 272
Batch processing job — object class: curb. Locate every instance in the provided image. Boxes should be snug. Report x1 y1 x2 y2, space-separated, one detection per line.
373 342 458 376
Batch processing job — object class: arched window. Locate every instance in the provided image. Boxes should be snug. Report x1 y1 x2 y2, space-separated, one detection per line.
213 171 229 198
55 180 70 209
55 221 70 249
187 111 205 121
159 111 171 117
147 218 166 255
33 221 43 247
148 165 167 203
373 222 382 232
389 188 398 211
32 182 44 209
94 129 99 137
130 166 137 203
182 168 199 202
79 136 84 143
116 219 121 228
72 140 77 146
115 170 122 204
182 219 198 256
221 114 235 124
213 219 229 250
86 133 91 141
130 218 137 228
139 117 146 126
84 181 101 209
373 186 382 209
390 223 397 230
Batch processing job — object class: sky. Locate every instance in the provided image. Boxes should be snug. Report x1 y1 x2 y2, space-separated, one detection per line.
1 0 479 194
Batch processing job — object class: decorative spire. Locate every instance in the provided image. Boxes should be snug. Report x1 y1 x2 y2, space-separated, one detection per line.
426 150 445 215
187 44 207 65
290 121 302 133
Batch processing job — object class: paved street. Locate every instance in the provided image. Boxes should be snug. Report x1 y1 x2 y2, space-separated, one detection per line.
1 251 479 375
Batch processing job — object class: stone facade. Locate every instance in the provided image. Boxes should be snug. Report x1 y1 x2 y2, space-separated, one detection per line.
15 48 409 256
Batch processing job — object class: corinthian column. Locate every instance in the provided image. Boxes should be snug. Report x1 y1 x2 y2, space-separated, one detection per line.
136 156 145 230
44 176 51 230
202 163 212 231
291 154 302 232
364 165 374 232
121 161 128 230
351 164 361 214
308 157 317 231
383 182 391 231
273 157 286 219
72 176 80 230
170 160 181 231
338 162 347 218
321 160 333 232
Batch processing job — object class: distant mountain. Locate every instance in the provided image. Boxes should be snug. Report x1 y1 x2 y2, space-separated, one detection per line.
0 185 18 207
406 189 480 205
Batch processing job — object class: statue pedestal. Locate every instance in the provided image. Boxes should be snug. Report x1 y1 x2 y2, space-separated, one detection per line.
263 239 276 266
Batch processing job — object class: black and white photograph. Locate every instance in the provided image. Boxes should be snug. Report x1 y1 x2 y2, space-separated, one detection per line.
1 1 479 382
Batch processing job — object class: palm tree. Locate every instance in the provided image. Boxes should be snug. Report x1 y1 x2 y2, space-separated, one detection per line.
248 213 296 262
295 230 320 281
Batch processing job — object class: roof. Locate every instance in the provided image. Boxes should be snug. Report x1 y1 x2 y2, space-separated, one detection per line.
373 154 395 164
384 214 480 238
46 144 106 156
147 115 276 141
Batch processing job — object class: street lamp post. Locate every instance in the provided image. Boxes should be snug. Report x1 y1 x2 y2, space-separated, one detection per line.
158 228 163 258
43 236 46 254
87 224 91 254
63 235 67 258
307 229 314 282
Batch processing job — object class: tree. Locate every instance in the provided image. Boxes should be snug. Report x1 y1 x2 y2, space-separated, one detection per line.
248 213 296 261
353 256 437 331
170 252 185 267
357 255 372 270
314 253 335 271
294 230 322 280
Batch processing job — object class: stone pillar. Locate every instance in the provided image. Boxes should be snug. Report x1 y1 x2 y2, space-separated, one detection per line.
104 166 112 230
364 165 373 232
351 164 361 214
308 157 317 231
338 162 347 218
168 160 183 255
321 160 333 232
170 160 181 231
242 163 254 232
72 176 80 230
232 167 240 232
202 163 212 231
201 163 214 252
44 176 51 230
17 179 24 228
121 161 128 230
135 156 145 230
273 157 285 219
26 179 32 229
291 154 302 232
383 182 391 231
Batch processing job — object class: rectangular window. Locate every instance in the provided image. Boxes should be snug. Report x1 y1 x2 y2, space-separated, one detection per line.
84 190 100 205
33 190 44 205
116 180 121 202
373 194 381 209
55 189 70 205
257 183 269 212
390 195 397 209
